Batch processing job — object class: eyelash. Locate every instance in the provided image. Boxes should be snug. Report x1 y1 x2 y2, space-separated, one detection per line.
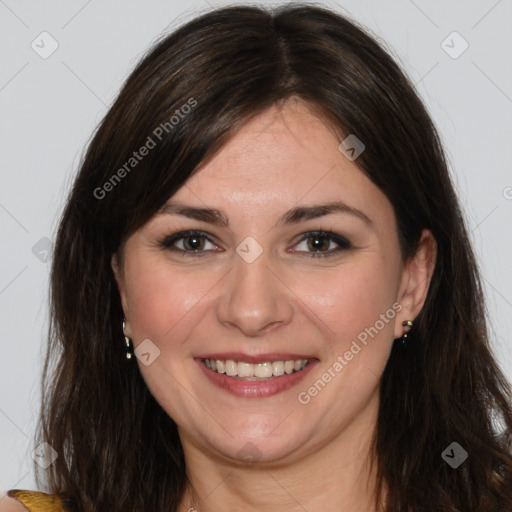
158 230 352 258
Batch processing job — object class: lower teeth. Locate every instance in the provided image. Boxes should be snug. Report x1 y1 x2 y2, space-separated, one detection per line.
229 375 276 381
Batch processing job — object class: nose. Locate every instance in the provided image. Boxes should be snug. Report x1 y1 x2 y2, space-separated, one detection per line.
216 246 294 338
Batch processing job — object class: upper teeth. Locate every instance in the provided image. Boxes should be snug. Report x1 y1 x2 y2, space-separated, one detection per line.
204 359 309 378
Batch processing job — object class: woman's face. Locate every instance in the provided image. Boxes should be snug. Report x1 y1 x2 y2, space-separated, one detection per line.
113 99 434 467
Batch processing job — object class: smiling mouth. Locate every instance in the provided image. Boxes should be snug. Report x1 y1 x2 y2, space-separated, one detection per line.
202 358 310 380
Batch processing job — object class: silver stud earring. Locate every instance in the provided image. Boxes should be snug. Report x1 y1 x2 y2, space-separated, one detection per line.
123 319 134 360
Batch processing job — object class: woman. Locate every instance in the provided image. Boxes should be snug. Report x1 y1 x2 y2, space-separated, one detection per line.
3 3 512 511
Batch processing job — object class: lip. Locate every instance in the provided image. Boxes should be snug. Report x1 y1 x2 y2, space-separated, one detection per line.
195 356 319 398
196 352 317 364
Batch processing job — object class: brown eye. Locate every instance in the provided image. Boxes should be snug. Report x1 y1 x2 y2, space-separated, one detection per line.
160 230 218 255
306 236 330 252
181 235 206 251
293 231 351 258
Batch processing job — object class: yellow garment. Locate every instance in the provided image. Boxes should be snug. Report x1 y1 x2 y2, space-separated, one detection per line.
7 489 66 511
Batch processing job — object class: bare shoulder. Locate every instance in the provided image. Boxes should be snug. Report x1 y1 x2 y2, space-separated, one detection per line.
0 495 27 512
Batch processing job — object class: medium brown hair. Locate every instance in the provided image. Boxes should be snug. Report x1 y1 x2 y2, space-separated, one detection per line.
36 4 512 511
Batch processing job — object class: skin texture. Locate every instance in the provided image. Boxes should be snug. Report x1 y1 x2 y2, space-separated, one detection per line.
0 496 26 512
112 99 437 512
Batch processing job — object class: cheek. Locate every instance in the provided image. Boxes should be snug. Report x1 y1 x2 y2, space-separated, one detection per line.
292 256 399 345
123 255 215 344
292 257 400 425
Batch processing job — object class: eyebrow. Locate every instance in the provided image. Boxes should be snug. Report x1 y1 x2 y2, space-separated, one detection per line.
158 201 373 228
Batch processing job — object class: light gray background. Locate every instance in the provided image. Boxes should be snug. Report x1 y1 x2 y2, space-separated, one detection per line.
1 0 511 494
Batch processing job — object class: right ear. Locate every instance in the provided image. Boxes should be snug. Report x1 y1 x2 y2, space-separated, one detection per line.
111 253 128 312
111 253 133 339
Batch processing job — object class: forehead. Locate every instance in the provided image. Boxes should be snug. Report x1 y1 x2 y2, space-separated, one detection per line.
167 100 393 229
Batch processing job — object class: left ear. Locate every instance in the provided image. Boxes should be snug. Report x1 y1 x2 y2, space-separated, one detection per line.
394 229 437 338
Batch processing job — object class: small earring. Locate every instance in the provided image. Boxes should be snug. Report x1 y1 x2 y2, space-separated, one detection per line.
401 320 414 346
123 319 134 360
